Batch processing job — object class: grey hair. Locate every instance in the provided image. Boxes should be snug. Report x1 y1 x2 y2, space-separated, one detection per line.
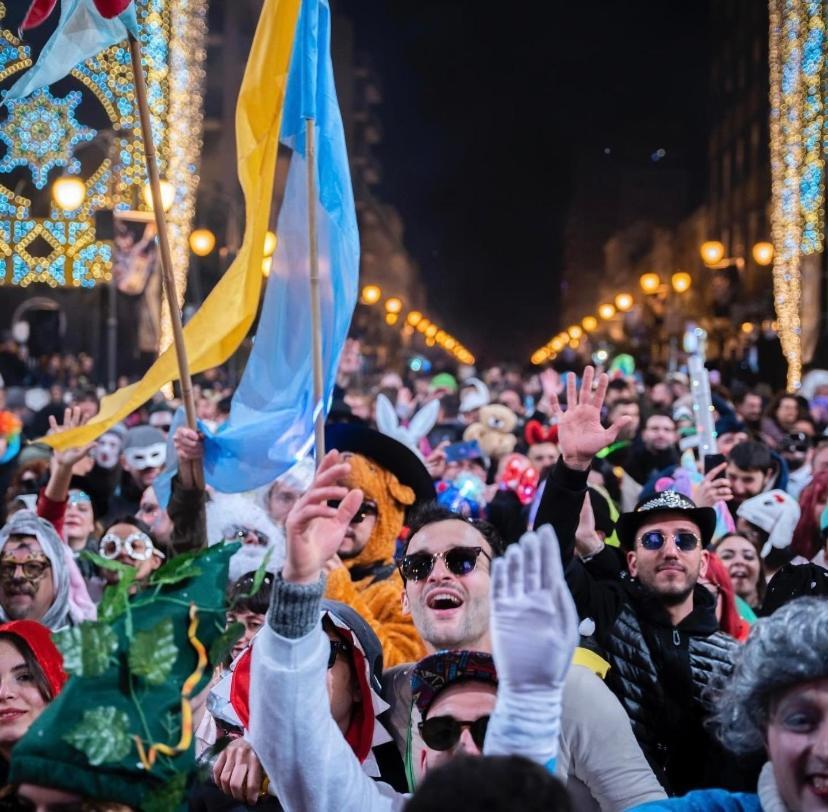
712 597 828 754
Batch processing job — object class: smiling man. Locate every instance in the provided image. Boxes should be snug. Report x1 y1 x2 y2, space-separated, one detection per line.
534 366 747 796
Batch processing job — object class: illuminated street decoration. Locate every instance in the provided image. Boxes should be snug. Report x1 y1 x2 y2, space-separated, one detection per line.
0 0 206 351
768 0 825 390
0 89 95 189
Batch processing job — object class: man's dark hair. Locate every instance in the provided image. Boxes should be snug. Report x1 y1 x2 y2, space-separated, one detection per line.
402 502 505 559
729 440 774 472
405 755 572 812
228 570 274 615
644 409 675 427
606 379 630 393
607 397 639 415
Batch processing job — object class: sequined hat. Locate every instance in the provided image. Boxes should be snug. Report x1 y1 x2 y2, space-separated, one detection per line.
615 490 717 550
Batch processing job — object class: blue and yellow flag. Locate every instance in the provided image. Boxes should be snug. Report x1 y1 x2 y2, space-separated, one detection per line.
160 0 360 495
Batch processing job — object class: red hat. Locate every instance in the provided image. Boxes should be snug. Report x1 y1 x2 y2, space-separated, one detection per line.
0 620 67 697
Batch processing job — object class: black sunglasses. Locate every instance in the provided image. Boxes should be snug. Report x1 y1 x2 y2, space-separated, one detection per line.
400 546 491 582
419 714 490 751
638 530 700 552
328 639 350 669
327 499 378 524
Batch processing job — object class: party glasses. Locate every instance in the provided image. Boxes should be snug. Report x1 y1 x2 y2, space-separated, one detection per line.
637 530 700 552
100 531 163 561
0 554 50 582
399 546 491 582
419 715 490 751
326 500 378 524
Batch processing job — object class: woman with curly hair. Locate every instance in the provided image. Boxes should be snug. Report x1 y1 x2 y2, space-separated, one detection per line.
630 596 828 810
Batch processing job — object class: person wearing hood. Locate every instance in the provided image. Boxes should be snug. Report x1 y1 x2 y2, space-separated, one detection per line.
320 424 435 668
256 458 315 530
106 425 167 520
630 597 828 812
736 490 803 584
534 367 751 796
206 493 285 585
0 511 73 631
202 597 405 807
0 619 67 793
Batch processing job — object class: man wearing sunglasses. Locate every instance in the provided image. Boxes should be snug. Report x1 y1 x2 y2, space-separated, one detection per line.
246 452 580 811
535 366 746 797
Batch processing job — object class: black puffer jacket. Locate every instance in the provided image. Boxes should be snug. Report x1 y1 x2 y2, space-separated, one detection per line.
535 460 756 795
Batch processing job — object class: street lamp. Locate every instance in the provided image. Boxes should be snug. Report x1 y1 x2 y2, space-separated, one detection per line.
700 240 726 267
142 179 175 212
582 315 598 332
189 228 216 257
360 284 382 305
614 292 633 312
52 176 86 211
598 303 616 320
385 297 403 315
671 271 692 293
568 325 583 339
639 273 661 294
752 242 774 266
385 312 398 325
407 310 423 326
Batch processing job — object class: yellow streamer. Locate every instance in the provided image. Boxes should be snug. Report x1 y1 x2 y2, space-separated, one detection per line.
134 604 208 770
41 0 302 451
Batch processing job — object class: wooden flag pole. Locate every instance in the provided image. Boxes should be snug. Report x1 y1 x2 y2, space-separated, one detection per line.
128 34 204 489
306 118 326 467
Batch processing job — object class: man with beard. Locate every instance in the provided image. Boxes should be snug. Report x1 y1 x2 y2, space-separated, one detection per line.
534 367 747 796
725 441 778 520
622 411 680 488
0 511 69 629
322 423 435 668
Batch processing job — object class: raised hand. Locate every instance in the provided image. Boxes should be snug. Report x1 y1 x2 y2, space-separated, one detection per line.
691 461 732 507
47 407 95 470
283 451 363 585
549 366 632 470
173 426 203 463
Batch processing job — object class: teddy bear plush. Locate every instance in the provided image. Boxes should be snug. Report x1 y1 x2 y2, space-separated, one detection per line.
463 404 518 461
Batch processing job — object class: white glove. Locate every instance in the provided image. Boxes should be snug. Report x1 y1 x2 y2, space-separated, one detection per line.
484 524 579 766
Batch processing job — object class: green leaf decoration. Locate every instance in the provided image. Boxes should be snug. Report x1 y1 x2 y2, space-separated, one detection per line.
209 621 244 665
247 548 273 598
54 622 118 678
149 549 203 587
97 566 137 624
128 617 178 685
79 549 135 575
64 706 132 766
141 772 188 812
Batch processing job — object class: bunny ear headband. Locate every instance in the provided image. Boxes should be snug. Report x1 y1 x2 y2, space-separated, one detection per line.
524 420 558 447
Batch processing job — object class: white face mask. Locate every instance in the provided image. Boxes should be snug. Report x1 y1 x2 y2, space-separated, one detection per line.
95 433 123 470
124 443 166 471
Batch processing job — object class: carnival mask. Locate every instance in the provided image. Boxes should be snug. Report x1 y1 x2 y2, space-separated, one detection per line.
95 432 124 470
123 442 166 471
0 551 51 586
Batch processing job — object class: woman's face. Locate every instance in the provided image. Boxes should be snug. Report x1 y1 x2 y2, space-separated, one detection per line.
0 639 47 753
716 535 761 602
63 494 94 545
766 677 828 810
102 523 162 584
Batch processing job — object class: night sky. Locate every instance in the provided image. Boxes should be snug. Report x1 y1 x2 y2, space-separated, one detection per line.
337 1 711 365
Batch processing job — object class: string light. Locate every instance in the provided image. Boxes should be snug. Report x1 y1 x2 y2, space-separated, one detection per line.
768 0 824 389
0 0 207 336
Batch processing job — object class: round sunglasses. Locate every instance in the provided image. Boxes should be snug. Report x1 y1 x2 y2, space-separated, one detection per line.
419 714 490 751
399 546 491 582
637 530 700 552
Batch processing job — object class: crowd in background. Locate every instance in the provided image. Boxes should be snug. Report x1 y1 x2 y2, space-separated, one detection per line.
0 333 822 809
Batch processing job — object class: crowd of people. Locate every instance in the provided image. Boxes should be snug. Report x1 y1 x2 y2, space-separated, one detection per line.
0 335 823 810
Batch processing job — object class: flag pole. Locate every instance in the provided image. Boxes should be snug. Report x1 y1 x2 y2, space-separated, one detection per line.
128 34 204 489
306 118 326 467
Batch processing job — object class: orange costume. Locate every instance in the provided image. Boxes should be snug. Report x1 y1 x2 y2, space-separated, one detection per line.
325 452 426 667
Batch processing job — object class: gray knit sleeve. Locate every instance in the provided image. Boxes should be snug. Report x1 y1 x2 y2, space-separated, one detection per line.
268 571 326 639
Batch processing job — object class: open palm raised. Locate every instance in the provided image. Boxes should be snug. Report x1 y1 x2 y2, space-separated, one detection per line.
548 366 633 470
283 450 363 585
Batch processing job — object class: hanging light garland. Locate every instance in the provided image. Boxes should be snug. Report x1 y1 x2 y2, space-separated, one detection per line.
768 0 825 390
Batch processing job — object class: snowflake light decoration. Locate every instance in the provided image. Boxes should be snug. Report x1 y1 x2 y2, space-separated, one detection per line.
0 88 95 189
